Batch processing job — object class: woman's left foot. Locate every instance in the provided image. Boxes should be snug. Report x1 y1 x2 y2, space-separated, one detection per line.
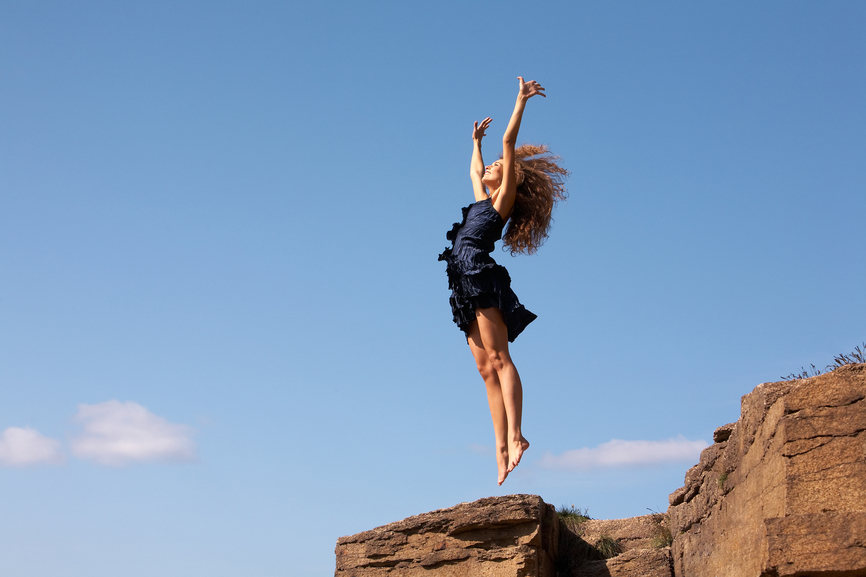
507 436 530 473
497 446 510 485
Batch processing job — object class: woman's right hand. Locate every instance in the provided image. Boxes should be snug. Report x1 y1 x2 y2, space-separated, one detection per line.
518 77 546 100
472 117 492 142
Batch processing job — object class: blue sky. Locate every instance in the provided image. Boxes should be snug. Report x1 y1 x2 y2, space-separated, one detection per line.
1 1 864 575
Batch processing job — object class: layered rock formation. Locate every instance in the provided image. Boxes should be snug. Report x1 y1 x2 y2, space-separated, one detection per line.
335 363 865 576
558 514 673 577
334 496 674 577
668 363 865 577
334 494 559 576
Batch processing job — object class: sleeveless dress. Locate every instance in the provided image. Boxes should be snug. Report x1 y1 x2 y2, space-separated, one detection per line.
438 197 537 342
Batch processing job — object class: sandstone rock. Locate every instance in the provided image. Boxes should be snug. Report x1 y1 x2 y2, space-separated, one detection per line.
336 496 674 577
334 494 558 577
558 514 673 577
335 364 864 577
578 549 673 577
579 514 669 553
668 363 866 577
765 511 866 576
713 422 736 443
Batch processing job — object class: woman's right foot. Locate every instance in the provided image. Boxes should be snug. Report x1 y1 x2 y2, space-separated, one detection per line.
507 436 530 473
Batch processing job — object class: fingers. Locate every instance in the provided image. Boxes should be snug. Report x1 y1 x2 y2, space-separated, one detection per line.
519 77 547 97
473 117 493 140
529 81 546 97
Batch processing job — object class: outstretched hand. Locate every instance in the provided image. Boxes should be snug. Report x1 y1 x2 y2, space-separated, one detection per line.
473 117 492 142
518 76 546 99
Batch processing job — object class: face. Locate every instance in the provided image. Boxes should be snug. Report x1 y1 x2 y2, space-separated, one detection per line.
482 160 504 188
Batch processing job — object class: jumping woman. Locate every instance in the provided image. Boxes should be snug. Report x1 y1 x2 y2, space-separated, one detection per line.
439 77 568 485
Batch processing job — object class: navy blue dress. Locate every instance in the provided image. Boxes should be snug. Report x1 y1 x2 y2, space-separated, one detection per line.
438 198 536 342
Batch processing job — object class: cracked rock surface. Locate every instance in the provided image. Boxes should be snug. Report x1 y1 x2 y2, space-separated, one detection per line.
335 494 559 577
668 363 866 577
333 364 864 577
336 497 675 577
558 514 673 577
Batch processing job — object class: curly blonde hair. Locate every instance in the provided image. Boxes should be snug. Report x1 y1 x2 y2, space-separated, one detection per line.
502 144 569 255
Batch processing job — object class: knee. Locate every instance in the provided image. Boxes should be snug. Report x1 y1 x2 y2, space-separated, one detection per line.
475 358 496 381
486 349 511 373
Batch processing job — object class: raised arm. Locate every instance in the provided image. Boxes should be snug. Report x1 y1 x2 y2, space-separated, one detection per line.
470 117 492 202
492 77 545 218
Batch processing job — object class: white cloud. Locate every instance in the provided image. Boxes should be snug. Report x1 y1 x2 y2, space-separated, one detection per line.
71 401 196 466
0 427 64 466
538 436 709 471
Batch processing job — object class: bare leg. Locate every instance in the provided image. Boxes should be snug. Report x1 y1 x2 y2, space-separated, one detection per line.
467 321 511 485
475 308 530 474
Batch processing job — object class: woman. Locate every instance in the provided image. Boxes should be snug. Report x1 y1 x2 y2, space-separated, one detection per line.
439 77 568 485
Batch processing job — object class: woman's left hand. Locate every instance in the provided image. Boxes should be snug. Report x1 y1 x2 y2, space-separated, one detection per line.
473 117 492 142
518 77 546 99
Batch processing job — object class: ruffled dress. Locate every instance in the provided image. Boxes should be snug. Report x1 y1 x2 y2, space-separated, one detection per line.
438 197 536 342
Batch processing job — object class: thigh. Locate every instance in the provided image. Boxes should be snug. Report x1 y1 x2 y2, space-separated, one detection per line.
475 307 510 357
466 321 490 370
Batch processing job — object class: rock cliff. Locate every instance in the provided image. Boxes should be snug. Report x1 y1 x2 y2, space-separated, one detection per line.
668 363 865 577
335 495 673 577
335 364 865 576
335 494 559 577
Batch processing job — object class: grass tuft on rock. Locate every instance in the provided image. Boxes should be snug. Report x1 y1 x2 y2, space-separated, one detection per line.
556 505 592 524
594 535 622 559
781 343 865 381
650 515 673 549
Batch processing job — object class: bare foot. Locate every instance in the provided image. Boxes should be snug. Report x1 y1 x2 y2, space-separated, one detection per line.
507 436 530 473
497 447 510 485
